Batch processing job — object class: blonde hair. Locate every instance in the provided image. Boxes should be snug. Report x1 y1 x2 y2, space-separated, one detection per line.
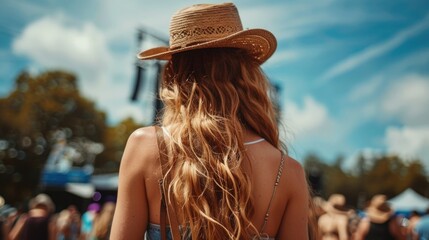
160 48 281 239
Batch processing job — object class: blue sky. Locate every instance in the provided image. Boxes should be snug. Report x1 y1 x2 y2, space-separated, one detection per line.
1 0 428 170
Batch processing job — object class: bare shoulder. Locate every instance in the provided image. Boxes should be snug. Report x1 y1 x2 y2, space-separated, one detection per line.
120 126 159 176
126 126 158 153
111 126 158 239
276 154 310 239
128 126 157 142
284 155 306 182
284 155 304 170
282 155 308 196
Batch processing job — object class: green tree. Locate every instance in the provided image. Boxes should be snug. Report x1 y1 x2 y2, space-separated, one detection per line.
303 152 429 208
362 156 429 198
0 70 107 203
404 161 429 196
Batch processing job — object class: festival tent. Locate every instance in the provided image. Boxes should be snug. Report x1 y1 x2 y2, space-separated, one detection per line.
388 188 429 212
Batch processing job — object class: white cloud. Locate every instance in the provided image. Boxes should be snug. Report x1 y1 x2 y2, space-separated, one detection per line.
381 74 429 125
385 125 429 169
283 96 332 137
11 15 151 124
12 15 111 85
341 126 429 171
320 12 429 83
348 49 429 103
336 125 429 172
342 71 429 171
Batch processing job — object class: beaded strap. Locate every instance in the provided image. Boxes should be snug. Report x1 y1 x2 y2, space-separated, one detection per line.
259 152 286 234
155 126 182 240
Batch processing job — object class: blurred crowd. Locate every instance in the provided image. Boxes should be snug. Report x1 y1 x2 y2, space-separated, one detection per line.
2 192 429 239
312 193 429 240
0 194 115 240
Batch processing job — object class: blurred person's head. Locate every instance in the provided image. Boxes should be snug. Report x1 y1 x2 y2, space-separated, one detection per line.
323 193 351 214
366 194 393 223
410 210 420 218
29 193 55 213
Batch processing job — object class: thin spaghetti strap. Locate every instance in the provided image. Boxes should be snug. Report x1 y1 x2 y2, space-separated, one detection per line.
155 126 182 240
259 151 286 234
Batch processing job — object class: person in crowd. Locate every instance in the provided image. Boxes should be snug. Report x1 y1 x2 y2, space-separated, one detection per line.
81 203 100 240
318 194 354 240
8 193 55 240
110 2 310 239
67 205 81 240
406 210 421 239
354 194 405 240
54 205 81 240
413 209 429 240
90 202 115 240
0 197 18 240
1 202 23 240
312 196 327 220
0 195 5 240
55 209 72 240
309 196 327 240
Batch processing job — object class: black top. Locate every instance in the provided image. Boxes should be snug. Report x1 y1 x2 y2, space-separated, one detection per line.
365 218 395 240
20 215 50 240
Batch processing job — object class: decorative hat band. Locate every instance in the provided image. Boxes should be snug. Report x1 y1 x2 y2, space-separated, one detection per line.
169 4 243 49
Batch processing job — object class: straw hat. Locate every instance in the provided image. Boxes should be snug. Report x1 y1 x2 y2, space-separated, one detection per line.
138 3 277 64
366 194 393 223
29 193 55 213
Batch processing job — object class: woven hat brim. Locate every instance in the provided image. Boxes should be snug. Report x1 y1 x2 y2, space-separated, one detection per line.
138 28 277 64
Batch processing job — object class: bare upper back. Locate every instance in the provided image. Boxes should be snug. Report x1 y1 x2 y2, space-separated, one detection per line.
124 126 309 238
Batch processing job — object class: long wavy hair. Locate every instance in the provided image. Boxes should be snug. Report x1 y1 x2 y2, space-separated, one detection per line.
159 48 281 239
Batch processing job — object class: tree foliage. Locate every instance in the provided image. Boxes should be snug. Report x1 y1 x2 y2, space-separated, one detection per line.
304 153 429 208
0 71 110 202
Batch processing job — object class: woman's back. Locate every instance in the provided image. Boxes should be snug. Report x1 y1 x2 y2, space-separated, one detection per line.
113 126 308 239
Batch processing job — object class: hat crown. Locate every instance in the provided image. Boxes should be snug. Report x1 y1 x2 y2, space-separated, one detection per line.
138 2 277 64
169 3 243 49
